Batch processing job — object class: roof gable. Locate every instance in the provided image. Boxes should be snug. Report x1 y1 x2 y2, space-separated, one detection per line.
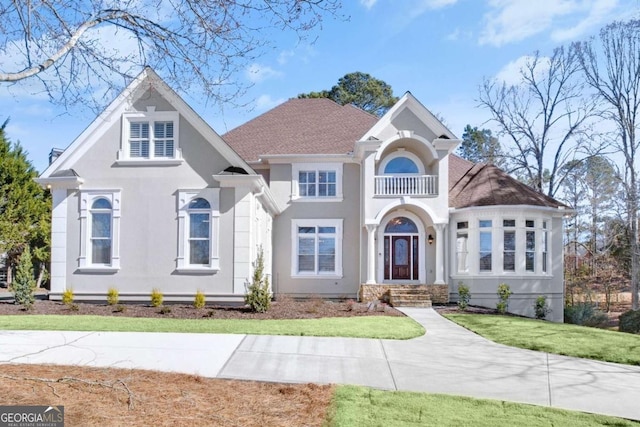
223 98 378 162
40 67 253 178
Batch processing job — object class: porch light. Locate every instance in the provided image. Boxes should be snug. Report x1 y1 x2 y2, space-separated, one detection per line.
428 234 434 245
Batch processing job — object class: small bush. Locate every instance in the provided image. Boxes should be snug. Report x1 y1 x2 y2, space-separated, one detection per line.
245 247 271 313
113 304 126 313
193 290 206 309
564 303 609 328
150 288 163 307
158 305 172 315
496 283 512 314
106 288 119 306
619 309 640 334
12 246 36 309
62 288 74 306
534 295 551 320
69 303 79 311
457 282 471 311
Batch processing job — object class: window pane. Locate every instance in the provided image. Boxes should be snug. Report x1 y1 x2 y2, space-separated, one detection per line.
92 213 111 238
318 237 335 255
298 226 315 234
92 199 111 209
385 217 418 233
457 221 468 229
479 220 492 228
190 213 210 238
526 220 535 228
504 252 515 271
504 231 515 250
318 227 336 234
503 219 515 227
456 232 468 273
190 240 210 264
479 253 492 271
154 121 173 138
526 252 535 272
318 255 335 272
298 237 315 255
189 198 210 209
384 157 419 174
526 231 536 251
92 239 111 264
480 232 492 252
298 255 315 272
394 239 409 265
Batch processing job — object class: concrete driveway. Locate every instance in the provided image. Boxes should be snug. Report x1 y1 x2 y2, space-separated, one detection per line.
1 308 639 421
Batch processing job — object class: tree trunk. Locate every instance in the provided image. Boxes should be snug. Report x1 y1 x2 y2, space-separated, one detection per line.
630 177 639 310
36 262 46 289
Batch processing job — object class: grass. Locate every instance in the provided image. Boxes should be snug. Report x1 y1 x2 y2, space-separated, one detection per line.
445 314 640 365
328 385 638 426
0 315 425 340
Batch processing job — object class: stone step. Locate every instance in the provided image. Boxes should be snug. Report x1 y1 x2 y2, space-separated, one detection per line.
389 298 432 308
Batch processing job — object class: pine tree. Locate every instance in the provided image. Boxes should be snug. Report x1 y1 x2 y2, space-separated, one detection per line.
0 124 51 285
12 246 36 309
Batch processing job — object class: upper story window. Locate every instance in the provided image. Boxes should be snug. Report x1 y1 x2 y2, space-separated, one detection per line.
79 190 121 271
378 150 425 175
292 163 343 202
118 109 182 164
177 189 220 272
384 157 419 174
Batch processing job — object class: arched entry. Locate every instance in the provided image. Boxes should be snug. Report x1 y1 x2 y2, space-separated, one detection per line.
384 217 419 280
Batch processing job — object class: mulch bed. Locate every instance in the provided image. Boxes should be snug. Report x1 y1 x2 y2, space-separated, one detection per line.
0 296 404 320
433 305 500 315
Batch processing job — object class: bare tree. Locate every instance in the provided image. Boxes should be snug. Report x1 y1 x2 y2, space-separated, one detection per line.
478 47 596 198
575 20 640 310
0 0 341 110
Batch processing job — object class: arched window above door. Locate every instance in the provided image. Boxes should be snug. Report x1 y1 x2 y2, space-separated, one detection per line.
385 217 418 233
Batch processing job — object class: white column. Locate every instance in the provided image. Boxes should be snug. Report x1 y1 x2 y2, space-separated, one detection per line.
365 224 377 284
434 223 446 285
233 188 253 295
50 189 68 294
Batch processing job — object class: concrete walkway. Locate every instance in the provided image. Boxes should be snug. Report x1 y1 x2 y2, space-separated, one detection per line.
1 308 639 421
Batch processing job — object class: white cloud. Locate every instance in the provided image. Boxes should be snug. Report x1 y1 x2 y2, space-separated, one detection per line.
360 0 377 9
495 55 551 86
277 49 295 65
255 94 285 111
478 0 620 47
245 63 283 84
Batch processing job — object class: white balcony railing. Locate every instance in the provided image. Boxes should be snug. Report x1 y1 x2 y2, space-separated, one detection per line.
374 175 438 196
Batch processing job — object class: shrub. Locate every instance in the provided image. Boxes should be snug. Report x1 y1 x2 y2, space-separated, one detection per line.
150 288 163 307
113 304 126 313
564 303 609 328
106 288 119 306
619 309 640 334
457 282 471 311
62 288 74 306
12 246 36 309
158 305 172 315
245 247 271 313
193 290 206 309
496 283 512 314
534 295 551 320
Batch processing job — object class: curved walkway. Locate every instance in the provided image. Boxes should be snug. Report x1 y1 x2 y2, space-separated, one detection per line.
1 308 639 421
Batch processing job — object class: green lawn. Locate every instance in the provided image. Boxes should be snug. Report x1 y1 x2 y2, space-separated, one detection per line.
0 315 425 339
328 385 638 426
445 314 640 365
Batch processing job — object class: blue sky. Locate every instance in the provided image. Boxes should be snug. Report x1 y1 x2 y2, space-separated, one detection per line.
1 0 638 173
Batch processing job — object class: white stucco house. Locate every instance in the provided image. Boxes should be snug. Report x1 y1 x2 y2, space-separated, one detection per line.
37 68 569 321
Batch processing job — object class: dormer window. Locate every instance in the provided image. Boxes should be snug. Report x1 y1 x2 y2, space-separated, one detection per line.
118 108 182 164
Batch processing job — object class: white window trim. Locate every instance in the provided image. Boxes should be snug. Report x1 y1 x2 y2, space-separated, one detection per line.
177 189 220 272
117 109 183 165
78 190 121 271
291 218 343 278
291 163 343 202
378 150 426 175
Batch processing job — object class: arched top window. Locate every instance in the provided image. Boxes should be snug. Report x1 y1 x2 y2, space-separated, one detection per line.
189 198 210 209
91 198 112 209
385 217 418 233
384 157 419 174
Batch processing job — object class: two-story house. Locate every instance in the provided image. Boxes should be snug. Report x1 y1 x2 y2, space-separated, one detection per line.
37 68 568 321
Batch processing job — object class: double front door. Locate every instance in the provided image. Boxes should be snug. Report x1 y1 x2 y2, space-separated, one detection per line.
384 235 419 280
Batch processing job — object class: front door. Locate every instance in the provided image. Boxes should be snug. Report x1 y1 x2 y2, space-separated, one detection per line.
384 235 419 280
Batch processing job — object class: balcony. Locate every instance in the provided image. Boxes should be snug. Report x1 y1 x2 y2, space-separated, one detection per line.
374 175 438 196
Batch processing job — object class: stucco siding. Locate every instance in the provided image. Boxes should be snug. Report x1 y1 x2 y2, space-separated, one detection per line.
272 163 361 298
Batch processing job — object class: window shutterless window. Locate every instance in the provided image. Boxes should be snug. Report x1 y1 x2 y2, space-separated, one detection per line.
177 189 220 272
503 219 515 272
526 220 535 272
90 199 112 264
291 163 343 201
542 221 548 273
291 219 343 277
456 222 468 273
79 190 121 271
479 220 492 272
188 198 211 265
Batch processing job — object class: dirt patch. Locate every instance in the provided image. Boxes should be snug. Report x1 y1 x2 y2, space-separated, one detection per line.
0 296 403 320
0 364 333 427
433 305 500 316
